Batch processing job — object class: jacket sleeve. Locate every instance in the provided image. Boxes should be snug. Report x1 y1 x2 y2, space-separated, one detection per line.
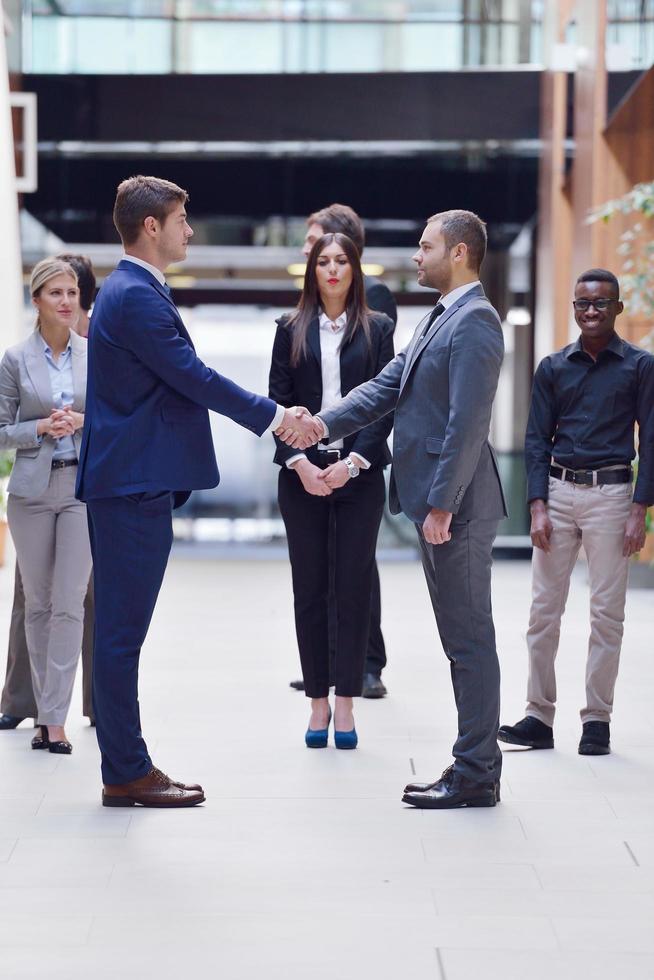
116 285 277 436
320 347 405 442
349 315 396 465
268 319 300 466
634 352 654 506
427 308 504 514
524 359 557 503
0 352 41 450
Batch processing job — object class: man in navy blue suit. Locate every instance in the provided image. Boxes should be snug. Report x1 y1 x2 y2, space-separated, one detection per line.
77 175 320 808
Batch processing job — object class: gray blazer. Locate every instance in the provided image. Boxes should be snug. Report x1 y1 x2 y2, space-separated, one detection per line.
0 329 87 498
321 284 508 524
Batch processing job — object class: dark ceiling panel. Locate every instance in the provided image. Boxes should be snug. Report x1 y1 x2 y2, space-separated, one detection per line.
29 71 542 142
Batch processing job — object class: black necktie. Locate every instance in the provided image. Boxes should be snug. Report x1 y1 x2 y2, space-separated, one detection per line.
420 302 445 340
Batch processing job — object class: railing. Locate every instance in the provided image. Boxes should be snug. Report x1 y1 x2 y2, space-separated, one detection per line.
17 0 543 74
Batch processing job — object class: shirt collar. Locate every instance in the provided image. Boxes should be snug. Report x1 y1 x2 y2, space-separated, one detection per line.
319 309 347 331
567 332 625 360
439 281 481 311
122 253 167 287
38 331 71 357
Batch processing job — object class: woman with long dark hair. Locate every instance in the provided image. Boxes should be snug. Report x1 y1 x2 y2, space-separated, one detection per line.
269 233 394 749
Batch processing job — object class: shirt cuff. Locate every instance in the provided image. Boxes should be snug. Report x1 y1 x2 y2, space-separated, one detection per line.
265 404 287 435
285 454 306 469
349 452 370 469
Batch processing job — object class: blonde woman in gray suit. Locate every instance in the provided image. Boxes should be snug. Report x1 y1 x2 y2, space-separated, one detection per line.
0 257 92 755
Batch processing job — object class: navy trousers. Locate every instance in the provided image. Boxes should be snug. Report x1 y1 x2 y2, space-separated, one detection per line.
87 491 174 785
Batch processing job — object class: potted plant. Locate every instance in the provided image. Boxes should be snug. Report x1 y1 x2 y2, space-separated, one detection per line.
0 450 15 567
589 182 654 586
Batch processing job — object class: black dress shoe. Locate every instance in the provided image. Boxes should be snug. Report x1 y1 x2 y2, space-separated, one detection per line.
402 765 496 809
498 715 554 749
362 673 387 699
579 721 610 755
405 776 501 803
289 679 305 691
0 714 26 730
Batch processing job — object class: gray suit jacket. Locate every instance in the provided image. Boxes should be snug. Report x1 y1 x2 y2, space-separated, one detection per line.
320 284 507 524
0 329 87 497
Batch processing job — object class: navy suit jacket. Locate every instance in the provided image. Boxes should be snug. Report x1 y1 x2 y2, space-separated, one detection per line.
76 260 277 508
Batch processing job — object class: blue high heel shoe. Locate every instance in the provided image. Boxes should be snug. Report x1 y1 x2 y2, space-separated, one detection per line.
305 707 332 749
334 726 358 750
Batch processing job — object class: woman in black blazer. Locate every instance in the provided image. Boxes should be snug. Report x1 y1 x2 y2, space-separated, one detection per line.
269 233 394 749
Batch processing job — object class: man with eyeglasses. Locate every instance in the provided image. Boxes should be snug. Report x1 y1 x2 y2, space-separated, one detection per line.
499 268 654 756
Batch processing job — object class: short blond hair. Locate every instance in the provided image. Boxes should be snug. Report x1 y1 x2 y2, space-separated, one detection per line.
30 258 78 330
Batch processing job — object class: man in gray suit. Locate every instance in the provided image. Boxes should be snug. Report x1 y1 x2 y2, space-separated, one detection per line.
313 210 507 808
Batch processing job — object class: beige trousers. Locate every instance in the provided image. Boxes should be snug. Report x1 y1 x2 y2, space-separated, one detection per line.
6 466 92 726
526 476 632 726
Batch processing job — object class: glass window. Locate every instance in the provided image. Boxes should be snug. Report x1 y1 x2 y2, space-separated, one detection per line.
183 21 284 72
32 16 172 73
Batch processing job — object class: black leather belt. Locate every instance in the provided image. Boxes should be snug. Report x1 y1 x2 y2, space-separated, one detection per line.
549 463 631 487
51 458 78 470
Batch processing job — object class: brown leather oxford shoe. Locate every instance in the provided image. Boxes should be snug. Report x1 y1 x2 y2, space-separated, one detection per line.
103 766 205 808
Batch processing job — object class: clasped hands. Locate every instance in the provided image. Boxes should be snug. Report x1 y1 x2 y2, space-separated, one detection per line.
37 405 84 440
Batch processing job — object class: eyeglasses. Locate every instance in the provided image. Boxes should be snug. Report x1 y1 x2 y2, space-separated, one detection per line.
572 299 616 312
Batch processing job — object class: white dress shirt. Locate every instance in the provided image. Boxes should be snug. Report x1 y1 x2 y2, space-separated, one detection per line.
287 310 369 470
121 254 285 433
40 334 77 460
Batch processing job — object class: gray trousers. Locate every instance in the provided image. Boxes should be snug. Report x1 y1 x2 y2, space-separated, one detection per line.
1 563 94 721
416 517 502 785
6 467 93 726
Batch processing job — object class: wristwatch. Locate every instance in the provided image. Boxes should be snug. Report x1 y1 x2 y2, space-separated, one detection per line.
344 456 360 479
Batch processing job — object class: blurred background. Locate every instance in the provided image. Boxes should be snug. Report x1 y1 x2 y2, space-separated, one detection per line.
2 0 653 563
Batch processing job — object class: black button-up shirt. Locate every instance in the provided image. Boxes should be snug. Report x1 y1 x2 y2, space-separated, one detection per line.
525 333 654 505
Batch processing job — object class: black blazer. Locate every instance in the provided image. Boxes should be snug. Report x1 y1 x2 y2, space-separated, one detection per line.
269 312 395 468
364 275 397 328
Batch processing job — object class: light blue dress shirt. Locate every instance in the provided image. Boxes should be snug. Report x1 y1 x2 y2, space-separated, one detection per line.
40 334 77 460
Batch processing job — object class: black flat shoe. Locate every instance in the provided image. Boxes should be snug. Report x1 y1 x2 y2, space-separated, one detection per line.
0 713 26 730
405 777 501 803
31 726 50 750
289 679 305 691
49 739 73 755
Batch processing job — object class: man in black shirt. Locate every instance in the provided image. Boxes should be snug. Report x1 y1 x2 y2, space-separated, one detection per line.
499 269 654 756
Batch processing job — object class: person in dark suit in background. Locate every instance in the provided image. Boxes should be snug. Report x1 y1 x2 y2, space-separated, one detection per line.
270 232 394 748
0 253 96 732
77 175 320 808
287 203 397 699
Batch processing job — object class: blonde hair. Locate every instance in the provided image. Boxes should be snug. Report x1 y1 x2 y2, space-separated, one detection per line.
30 257 78 331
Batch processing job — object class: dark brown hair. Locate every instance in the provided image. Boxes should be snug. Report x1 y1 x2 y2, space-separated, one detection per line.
307 204 365 256
427 209 487 271
113 175 189 246
57 253 96 311
288 233 370 367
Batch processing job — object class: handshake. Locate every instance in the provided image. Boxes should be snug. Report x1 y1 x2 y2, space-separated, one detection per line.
274 406 325 450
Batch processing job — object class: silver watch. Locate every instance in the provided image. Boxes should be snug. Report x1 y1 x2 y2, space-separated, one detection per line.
344 456 360 479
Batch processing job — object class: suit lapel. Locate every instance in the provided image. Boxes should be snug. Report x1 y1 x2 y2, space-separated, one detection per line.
118 260 195 350
70 331 87 411
23 331 53 416
401 285 485 390
307 317 321 367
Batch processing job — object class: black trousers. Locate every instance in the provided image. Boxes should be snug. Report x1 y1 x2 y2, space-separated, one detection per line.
279 466 385 698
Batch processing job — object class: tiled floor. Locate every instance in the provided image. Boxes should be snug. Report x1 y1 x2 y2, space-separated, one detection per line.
0 548 653 979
